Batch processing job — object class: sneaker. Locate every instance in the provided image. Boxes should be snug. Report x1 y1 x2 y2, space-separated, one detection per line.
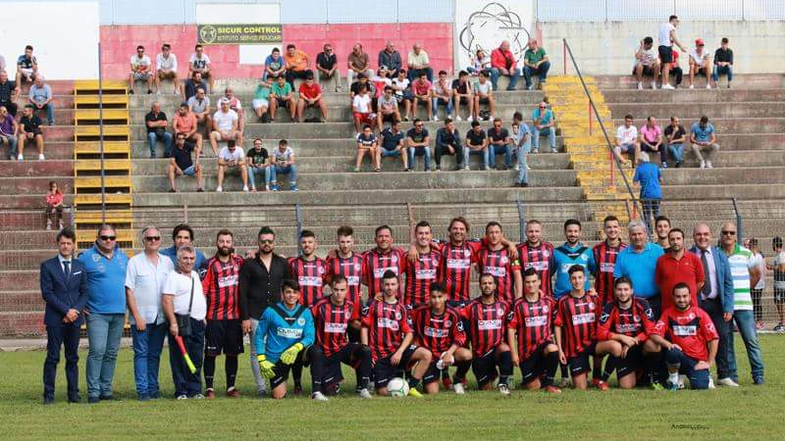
156 90 161 95
667 380 679 392
706 83 712 89
555 377 572 388
250 186 257 192
543 385 562 394
46 220 52 231
550 148 558 154
662 84 675 90
706 161 713 169
39 153 45 160
489 115 496 121
407 388 424 398
637 82 643 90
243 185 249 192
531 149 539 154
257 388 267 398
688 84 695 89
452 383 465 395
708 377 716 389
526 164 531 170
205 389 216 399
675 161 682 168
192 393 205 399
661 162 668 169
463 166 469 171
467 116 474 122
699 160 706 169
717 377 739 387
215 186 222 192
455 115 462 122
753 377 765 385
432 115 439 122
527 85 534 91
727 83 732 89
175 89 181 96
290 184 298 192
513 164 519 171
271 185 280 191
447 114 453 120
59 221 64 230
147 90 153 95
773 323 785 332
176 394 188 400
358 388 373 399
311 391 329 402
497 382 511 396
17 153 23 160
129 90 135 95
651 81 657 90
226 388 241 398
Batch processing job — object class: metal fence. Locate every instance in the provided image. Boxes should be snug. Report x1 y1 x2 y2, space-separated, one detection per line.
536 0 785 22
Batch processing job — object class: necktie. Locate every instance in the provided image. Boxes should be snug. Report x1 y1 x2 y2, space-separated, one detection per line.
63 260 70 279
700 250 711 298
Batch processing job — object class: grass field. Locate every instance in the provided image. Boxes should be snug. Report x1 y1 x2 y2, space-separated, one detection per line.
1 334 783 441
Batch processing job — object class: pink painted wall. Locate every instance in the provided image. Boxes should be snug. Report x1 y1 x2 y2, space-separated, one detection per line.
100 23 453 79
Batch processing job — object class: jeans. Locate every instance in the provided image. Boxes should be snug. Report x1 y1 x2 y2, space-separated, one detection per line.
668 143 684 163
435 143 463 169
641 199 661 236
131 322 168 398
85 312 125 399
43 325 81 400
488 144 512 168
270 164 297 184
248 166 272 189
532 126 556 152
728 310 764 382
408 146 432 171
35 103 55 125
147 131 173 157
699 298 732 380
168 318 205 397
712 65 733 83
248 317 267 393
462 146 489 169
431 97 454 117
489 67 519 91
664 347 711 389
523 61 551 88
407 67 434 83
516 148 529 184
0 134 18 159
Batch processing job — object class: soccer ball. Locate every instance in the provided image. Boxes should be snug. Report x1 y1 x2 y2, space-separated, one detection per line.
387 377 409 397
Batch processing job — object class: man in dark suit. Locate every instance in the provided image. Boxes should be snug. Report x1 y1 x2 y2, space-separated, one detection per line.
39 228 88 404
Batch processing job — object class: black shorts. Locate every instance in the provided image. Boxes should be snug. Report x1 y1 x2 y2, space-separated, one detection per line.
616 345 644 379
423 361 442 385
472 349 500 387
373 344 418 388
269 346 309 389
568 343 597 377
641 143 661 153
322 342 365 385
458 96 471 105
520 342 551 384
275 97 291 107
658 45 672 63
633 65 658 76
478 97 490 105
380 112 397 122
205 319 244 356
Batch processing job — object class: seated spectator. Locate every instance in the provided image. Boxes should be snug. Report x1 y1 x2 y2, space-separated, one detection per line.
350 73 375 102
637 116 665 168
296 71 327 123
667 49 684 88
407 118 431 172
284 44 309 88
187 87 211 132
223 87 245 135
463 120 489 171
246 138 272 192
352 84 374 135
690 115 719 169
633 37 661 90
472 71 495 121
269 139 298 191
263 48 286 81
252 76 273 123
411 72 433 121
216 140 249 193
391 70 412 121
378 42 402 78
0 70 19 117
316 44 341 92
689 39 713 89
514 115 532 187
168 132 203 193
45 180 64 230
451 70 473 122
269 75 296 122
371 67 392 107
0 105 18 159
155 44 180 95
347 43 374 85
614 114 638 166
487 118 512 170
16 45 38 86
531 101 556 153
407 43 433 83
188 44 214 93
431 70 453 122
467 49 490 76
18 105 45 160
434 118 463 171
633 152 663 234
664 116 686 168
173 102 202 152
209 98 241 156
522 39 550 90
182 71 207 101
128 45 153 95
490 40 518 91
378 120 408 171
355 124 380 172
145 102 172 158
376 86 401 129
28 75 54 126
712 38 733 88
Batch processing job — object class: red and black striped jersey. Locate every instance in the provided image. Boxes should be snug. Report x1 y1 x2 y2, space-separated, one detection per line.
597 297 655 343
517 242 555 298
436 241 481 303
653 306 719 362
361 300 412 362
410 305 466 359
592 240 627 305
324 253 364 307
404 250 441 307
507 295 556 360
362 247 406 298
288 256 327 306
201 254 244 320
476 247 521 302
554 292 599 359
311 296 359 357
460 297 511 356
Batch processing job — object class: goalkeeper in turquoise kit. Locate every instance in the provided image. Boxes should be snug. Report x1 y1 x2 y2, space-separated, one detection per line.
254 279 315 399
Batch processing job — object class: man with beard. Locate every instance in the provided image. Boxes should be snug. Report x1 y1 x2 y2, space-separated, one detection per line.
404 221 441 308
656 228 704 316
517 220 555 298
593 216 627 306
552 219 596 300
476 222 522 302
363 225 407 300
324 226 365 322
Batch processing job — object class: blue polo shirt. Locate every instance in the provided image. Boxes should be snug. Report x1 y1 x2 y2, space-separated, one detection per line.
161 245 207 271
633 162 662 200
532 108 553 125
691 122 715 143
77 244 129 314
613 242 664 298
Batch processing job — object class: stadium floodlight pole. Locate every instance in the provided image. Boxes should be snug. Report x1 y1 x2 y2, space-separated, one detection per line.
98 42 106 223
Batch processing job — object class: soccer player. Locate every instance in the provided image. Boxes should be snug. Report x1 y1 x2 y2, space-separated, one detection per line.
596 277 662 389
650 283 719 390
460 274 513 395
554 265 600 390
404 221 441 308
201 230 244 399
593 216 627 306
552 219 596 299
255 279 315 400
361 270 431 397
309 276 372 400
654 215 672 250
517 219 555 298
476 222 522 302
324 226 365 325
411 282 472 394
362 225 407 300
436 217 481 307
507 269 561 393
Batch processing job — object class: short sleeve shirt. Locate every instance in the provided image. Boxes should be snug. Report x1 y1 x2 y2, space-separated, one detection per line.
213 109 238 131
265 55 284 72
356 133 377 148
348 52 370 71
187 96 210 114
173 112 197 134
316 52 337 70
352 94 372 113
299 82 322 100
391 78 410 96
247 147 269 166
20 115 42 133
284 50 308 72
639 48 658 66
640 124 662 144
412 80 431 96
474 80 492 95
488 127 509 144
774 251 785 290
219 146 245 162
189 53 211 70
163 270 207 321
255 84 272 100
659 22 675 46
663 124 686 143
690 49 709 65
29 84 51 104
524 48 547 65
145 111 168 133
131 55 152 71
466 129 487 146
532 108 553 125
407 128 429 144
17 55 36 69
156 53 177 71
271 82 292 97
452 79 471 95
378 95 398 114
691 123 715 143
616 125 638 145
172 143 195 170
380 128 404 151
408 50 430 67
273 147 294 163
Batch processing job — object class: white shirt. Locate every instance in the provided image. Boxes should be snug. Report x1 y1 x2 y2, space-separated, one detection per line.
690 49 709 65
130 54 151 71
638 48 658 66
353 94 372 113
163 270 206 321
698 247 718 300
213 109 238 131
474 80 492 95
659 22 675 46
751 252 766 290
616 125 638 145
219 146 245 163
125 252 174 325
58 254 73 276
156 53 178 71
189 53 211 70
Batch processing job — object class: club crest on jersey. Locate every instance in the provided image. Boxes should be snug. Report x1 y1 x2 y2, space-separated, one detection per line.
500 256 508 264
497 308 504 316
445 320 452 328
464 249 471 257
543 250 550 258
633 315 641 322
395 311 402 320
318 266 325 275
92 254 101 262
391 255 398 263
588 303 595 310
543 305 549 313
354 263 362 271
297 318 306 326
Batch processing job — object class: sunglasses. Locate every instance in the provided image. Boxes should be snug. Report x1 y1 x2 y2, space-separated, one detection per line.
721 231 736 236
145 236 161 242
259 239 274 244
100 235 116 241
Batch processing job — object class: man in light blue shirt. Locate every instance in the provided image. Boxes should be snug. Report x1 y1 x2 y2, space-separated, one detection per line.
514 114 531 187
690 115 720 169
28 75 53 125
161 224 207 272
614 220 665 306
531 101 556 153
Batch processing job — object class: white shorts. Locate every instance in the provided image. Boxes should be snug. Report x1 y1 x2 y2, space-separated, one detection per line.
252 98 269 110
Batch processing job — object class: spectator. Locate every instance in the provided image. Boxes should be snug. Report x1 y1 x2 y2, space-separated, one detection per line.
316 43 341 92
633 152 663 234
490 40 518 91
246 138 272 192
371 67 392 105
614 114 638 166
487 118 512 170
350 82 374 132
28 75 54 126
655 228 704 315
658 15 687 90
252 76 273 123
269 75 296 123
522 39 550 90
129 45 154 95
376 86 401 129
667 49 684 88
173 102 202 153
378 42 402 78
144 102 172 158
187 87 211 133
45 180 65 230
283 44 309 88
407 43 433 83
531 100 556 153
467 48 490 76
464 120 489 171
263 48 285 81
296 71 327 123
182 71 207 101
19 104 45 160
514 114 532 187
747 238 766 329
431 70 453 122
771 237 785 332
613 220 665 314
0 105 18 159
391 70 413 121
451 70 474 122
690 115 719 169
378 120 408 171
349 73 374 102
16 45 38 86
637 116 665 168
472 71 495 121
269 139 298 192
155 44 179 95
0 69 19 116
209 98 241 157
168 133 203 193
633 37 661 90
411 72 433 121
434 118 462 171
406 118 431 172
655 215 672 250
216 140 249 193
712 37 733 88
347 43 374 85
223 88 245 136
355 124 380 172
188 44 213 93
663 116 686 167
689 39 713 89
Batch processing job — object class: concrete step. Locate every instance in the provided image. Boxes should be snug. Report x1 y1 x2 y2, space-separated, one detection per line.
0 194 73 209
596 74 785 89
662 183 785 200
0 160 74 177
0 270 39 290
605 117 785 134
607 102 785 119
0 230 60 248
0 176 74 195
0 210 73 230
602 88 785 103
0 291 44 312
0 311 45 337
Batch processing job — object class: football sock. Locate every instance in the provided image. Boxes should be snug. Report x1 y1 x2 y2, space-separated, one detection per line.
225 356 238 390
292 358 303 388
645 352 664 384
592 356 603 380
601 356 618 382
407 377 421 389
543 351 559 387
498 351 513 384
560 363 569 379
203 355 216 390
454 360 471 383
668 372 679 386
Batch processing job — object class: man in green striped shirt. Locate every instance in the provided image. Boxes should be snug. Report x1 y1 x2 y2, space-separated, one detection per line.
720 222 764 385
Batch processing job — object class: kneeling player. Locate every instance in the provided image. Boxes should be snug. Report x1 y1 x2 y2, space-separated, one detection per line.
507 269 561 393
255 280 315 400
595 277 662 389
411 282 472 394
460 274 513 395
309 276 372 400
361 270 432 397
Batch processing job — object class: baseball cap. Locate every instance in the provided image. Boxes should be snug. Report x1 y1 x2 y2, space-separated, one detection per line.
695 38 705 46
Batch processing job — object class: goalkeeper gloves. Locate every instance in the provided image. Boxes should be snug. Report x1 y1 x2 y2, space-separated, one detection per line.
257 354 276 379
280 343 304 365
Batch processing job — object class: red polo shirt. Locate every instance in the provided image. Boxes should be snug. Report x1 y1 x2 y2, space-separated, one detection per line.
299 82 322 100
655 251 705 312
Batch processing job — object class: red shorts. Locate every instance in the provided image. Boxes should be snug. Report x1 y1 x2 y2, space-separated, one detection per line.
353 112 373 125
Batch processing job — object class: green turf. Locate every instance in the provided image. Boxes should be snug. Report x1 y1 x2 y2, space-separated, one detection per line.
0 335 782 441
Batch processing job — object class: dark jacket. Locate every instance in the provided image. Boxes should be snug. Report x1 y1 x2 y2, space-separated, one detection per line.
40 256 88 327
238 252 292 320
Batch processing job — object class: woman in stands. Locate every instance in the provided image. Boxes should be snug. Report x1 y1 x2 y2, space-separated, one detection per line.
45 180 64 231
